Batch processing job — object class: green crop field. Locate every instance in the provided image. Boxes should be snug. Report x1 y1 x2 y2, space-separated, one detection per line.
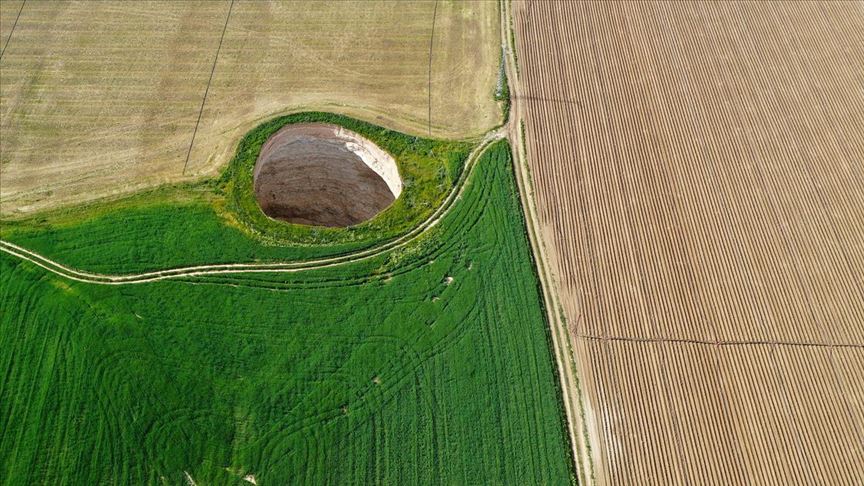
0 137 574 483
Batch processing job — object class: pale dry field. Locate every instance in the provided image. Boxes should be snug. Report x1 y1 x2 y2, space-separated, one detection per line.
0 1 24 51
514 1 864 484
0 0 499 215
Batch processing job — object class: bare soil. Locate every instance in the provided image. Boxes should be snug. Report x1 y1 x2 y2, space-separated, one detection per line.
253 123 399 227
514 1 864 484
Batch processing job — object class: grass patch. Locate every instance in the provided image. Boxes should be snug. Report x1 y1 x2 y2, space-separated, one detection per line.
495 56 512 122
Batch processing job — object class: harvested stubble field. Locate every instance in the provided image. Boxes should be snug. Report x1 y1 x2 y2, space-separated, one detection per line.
0 0 500 216
514 1 864 484
0 140 575 483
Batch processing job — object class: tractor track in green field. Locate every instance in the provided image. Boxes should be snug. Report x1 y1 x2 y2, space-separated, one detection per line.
0 129 505 285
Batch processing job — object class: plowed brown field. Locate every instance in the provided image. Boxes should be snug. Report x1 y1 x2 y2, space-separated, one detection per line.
513 1 864 484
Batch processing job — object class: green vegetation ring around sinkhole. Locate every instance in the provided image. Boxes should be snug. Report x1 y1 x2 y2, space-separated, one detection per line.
0 113 475 272
220 112 472 246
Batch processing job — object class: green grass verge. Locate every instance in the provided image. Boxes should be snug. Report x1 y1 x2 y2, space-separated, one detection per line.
0 112 472 273
0 141 574 484
221 112 471 245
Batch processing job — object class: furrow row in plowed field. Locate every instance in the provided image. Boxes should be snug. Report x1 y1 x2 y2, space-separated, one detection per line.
513 1 864 484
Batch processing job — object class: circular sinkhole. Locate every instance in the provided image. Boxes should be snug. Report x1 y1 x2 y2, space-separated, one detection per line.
252 123 402 227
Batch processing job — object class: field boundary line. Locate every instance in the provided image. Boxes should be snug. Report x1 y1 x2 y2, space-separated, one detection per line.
578 334 864 350
182 0 235 175
427 0 439 137
0 130 503 284
0 0 25 61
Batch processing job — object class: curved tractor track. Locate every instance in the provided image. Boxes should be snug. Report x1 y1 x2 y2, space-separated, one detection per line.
0 130 504 285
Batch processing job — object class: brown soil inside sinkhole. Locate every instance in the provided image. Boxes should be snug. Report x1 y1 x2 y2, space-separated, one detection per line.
253 123 402 228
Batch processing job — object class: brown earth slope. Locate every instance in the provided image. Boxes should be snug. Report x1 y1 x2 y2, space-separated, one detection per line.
514 1 864 484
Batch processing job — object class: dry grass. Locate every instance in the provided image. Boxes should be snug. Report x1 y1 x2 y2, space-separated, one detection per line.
0 1 25 52
0 0 499 216
185 0 499 177
514 1 864 484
